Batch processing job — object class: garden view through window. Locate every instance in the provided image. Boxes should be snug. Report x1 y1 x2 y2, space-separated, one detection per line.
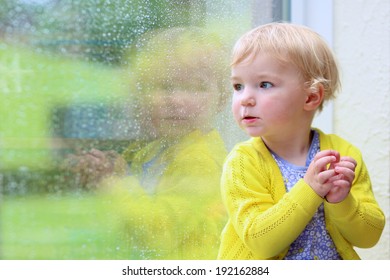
0 0 289 259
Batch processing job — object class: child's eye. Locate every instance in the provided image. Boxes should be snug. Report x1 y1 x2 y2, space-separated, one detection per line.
233 84 244 91
260 82 273 89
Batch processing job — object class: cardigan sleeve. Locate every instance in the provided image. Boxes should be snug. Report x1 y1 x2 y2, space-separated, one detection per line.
220 144 324 259
324 146 385 248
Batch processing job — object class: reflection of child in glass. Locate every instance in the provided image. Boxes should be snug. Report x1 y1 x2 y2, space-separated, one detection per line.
217 22 385 260
120 27 229 196
67 27 230 259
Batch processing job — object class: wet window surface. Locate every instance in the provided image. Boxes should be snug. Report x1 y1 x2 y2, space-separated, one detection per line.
0 0 287 259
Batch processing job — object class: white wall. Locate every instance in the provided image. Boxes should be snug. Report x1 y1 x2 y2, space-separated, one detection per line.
333 0 390 259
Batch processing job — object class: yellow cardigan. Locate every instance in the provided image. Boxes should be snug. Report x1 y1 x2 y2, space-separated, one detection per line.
217 129 385 260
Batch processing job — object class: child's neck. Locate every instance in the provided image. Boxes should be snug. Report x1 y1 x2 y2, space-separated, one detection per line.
263 130 314 167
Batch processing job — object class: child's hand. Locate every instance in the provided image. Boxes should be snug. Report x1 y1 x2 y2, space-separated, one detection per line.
325 156 357 203
304 150 340 198
62 149 127 187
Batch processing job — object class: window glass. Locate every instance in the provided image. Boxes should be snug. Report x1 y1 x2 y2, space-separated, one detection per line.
0 0 288 259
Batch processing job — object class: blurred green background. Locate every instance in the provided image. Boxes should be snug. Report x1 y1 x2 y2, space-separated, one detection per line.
0 46 128 259
0 0 252 260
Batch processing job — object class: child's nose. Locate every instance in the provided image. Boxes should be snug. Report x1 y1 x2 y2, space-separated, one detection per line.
240 88 256 106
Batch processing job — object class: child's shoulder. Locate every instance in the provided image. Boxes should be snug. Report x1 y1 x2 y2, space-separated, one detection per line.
230 137 264 152
226 137 273 163
315 128 363 157
316 128 352 146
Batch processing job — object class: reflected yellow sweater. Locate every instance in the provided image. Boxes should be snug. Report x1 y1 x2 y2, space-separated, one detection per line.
217 129 385 260
103 129 228 259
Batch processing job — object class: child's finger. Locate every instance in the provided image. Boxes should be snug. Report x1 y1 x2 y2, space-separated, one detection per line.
318 169 338 184
314 150 340 160
335 166 355 182
338 157 357 170
340 156 357 164
314 155 338 172
332 179 352 189
335 161 355 170
326 173 343 183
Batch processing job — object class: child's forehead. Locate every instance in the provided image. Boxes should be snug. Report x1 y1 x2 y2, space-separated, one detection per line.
231 52 305 82
232 49 291 69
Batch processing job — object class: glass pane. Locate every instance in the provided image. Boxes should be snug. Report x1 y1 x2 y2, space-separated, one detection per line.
0 0 284 260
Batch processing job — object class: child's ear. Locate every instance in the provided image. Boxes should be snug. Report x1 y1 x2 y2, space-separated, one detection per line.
304 84 324 111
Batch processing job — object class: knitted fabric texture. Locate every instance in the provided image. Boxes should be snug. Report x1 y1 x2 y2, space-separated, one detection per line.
217 128 385 260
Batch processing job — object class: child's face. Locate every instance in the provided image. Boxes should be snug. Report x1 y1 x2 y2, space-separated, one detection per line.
231 53 309 140
149 88 211 139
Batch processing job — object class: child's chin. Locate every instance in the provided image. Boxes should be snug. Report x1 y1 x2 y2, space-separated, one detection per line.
244 128 262 138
